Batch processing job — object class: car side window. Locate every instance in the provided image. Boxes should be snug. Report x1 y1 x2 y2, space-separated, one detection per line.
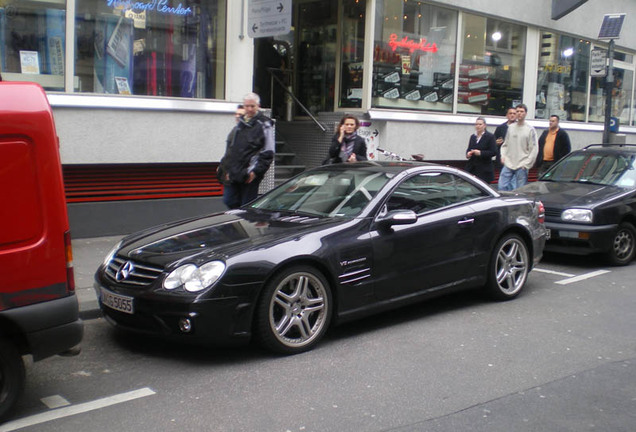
386 172 487 214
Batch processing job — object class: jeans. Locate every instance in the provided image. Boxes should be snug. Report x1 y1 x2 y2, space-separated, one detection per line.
498 166 528 191
223 180 261 209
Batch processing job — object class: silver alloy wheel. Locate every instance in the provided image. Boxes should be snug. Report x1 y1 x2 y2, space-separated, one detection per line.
268 271 329 349
494 236 529 296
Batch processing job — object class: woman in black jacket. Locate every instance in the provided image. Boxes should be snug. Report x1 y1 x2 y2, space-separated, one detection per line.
465 116 497 183
327 115 368 164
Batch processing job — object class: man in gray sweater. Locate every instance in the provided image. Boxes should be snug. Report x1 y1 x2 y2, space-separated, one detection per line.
498 104 538 191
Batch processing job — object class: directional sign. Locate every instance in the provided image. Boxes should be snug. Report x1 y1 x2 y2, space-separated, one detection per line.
610 117 619 133
590 48 607 77
248 0 291 38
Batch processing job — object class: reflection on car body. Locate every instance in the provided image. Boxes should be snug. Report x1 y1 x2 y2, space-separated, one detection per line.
95 162 546 354
516 144 636 265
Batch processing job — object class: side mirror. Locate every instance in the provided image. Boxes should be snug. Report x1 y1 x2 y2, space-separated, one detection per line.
376 209 418 227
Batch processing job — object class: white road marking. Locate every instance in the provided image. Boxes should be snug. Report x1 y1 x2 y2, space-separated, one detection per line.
40 395 70 409
0 388 156 432
534 267 575 277
555 270 611 285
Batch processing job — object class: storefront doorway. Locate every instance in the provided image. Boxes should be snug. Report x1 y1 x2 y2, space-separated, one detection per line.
252 0 366 119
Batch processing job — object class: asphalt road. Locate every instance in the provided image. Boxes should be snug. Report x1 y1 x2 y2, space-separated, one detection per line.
4 253 636 432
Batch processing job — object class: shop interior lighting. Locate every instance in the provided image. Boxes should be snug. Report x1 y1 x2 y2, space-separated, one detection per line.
563 47 574 57
491 31 502 42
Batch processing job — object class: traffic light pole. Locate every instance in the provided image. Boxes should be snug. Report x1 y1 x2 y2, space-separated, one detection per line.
602 39 615 145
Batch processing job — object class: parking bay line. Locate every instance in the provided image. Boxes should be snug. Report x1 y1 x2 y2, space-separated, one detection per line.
0 388 156 432
555 270 611 285
534 268 575 277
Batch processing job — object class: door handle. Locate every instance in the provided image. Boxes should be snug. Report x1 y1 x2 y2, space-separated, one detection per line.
458 218 475 225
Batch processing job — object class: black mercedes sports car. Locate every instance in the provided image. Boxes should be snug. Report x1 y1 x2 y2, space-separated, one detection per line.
517 144 636 266
95 162 546 354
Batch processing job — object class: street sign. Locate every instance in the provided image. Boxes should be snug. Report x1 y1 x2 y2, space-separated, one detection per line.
248 0 291 38
590 48 607 77
610 117 619 133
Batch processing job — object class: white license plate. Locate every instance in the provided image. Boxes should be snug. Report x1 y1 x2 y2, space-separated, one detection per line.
559 230 580 239
100 288 134 314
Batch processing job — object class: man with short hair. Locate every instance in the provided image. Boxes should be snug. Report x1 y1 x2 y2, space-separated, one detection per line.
498 104 538 191
536 115 571 176
219 92 275 209
494 107 517 170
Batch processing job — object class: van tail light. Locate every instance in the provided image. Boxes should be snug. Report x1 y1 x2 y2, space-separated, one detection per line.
537 201 545 224
64 230 76 292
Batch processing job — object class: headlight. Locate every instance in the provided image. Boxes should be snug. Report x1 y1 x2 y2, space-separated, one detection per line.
163 261 226 292
561 209 593 223
103 241 123 266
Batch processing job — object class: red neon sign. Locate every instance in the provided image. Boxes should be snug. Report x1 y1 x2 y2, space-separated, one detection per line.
388 33 438 54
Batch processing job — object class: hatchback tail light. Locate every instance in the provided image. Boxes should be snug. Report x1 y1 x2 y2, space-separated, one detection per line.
64 230 76 292
537 201 545 224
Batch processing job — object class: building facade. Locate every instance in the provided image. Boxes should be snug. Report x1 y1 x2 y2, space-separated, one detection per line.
2 0 635 235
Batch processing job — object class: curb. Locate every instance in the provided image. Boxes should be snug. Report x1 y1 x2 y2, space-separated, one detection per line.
79 300 103 321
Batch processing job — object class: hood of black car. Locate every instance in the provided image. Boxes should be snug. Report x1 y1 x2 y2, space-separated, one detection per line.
116 210 347 266
517 181 624 209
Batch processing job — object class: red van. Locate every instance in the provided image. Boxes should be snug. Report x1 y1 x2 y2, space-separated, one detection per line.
0 81 83 420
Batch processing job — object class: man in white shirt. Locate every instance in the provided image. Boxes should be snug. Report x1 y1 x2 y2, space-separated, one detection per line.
498 104 538 191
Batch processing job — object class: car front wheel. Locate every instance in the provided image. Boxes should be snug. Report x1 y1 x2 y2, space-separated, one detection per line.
607 222 636 266
255 266 332 354
0 337 25 421
486 233 529 300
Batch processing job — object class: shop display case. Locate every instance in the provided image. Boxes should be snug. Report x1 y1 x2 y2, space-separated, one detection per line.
0 0 77 90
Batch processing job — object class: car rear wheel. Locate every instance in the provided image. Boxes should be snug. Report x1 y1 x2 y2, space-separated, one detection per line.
255 266 332 355
607 222 636 266
0 337 25 421
486 233 529 300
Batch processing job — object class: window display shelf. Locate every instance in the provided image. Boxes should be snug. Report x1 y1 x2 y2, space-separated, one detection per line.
2 72 79 90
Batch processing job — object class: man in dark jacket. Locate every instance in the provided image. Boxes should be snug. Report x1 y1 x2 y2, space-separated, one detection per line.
536 115 571 176
219 92 275 209
493 107 516 170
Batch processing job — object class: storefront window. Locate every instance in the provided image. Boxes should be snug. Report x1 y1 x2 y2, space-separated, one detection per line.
535 33 589 122
74 0 225 97
339 0 365 109
372 1 457 112
588 48 634 126
0 0 68 91
459 14 525 116
296 0 337 114
589 66 633 126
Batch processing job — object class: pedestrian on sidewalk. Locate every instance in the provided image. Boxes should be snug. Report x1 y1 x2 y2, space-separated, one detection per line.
498 104 538 191
536 114 571 176
219 93 275 209
465 116 497 183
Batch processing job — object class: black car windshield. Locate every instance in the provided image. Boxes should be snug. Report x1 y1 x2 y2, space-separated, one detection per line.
542 152 636 187
249 168 393 217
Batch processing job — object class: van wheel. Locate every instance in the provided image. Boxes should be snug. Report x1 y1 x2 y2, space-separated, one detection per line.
0 337 25 421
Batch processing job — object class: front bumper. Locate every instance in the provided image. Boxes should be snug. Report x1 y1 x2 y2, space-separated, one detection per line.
94 281 255 345
545 221 617 255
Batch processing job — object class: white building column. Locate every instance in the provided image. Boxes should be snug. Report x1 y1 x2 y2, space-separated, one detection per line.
225 0 256 103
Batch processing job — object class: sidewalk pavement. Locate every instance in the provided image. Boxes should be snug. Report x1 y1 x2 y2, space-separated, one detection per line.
73 235 123 320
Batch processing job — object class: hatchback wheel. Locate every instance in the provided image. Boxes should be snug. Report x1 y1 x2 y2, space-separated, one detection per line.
0 337 25 421
255 266 332 354
486 233 529 300
607 222 636 266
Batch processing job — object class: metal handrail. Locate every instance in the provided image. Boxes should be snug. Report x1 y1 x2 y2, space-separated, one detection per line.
267 67 327 133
